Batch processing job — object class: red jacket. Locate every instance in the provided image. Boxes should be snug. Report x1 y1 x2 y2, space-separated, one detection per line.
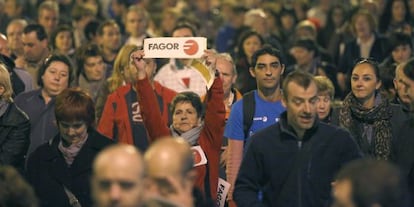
97 82 176 145
136 76 226 201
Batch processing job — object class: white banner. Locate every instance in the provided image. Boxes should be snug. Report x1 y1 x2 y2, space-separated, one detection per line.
217 178 231 207
143 37 207 58
191 145 207 167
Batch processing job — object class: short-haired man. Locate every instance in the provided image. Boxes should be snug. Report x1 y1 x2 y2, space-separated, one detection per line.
37 0 59 36
332 158 408 207
225 45 286 203
92 144 146 207
6 18 28 67
144 137 198 207
124 5 151 48
22 23 50 88
234 70 361 206
394 58 414 113
1 30 33 94
215 53 243 181
97 19 121 75
216 53 242 120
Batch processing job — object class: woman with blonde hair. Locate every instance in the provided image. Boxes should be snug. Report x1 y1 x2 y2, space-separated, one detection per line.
0 64 30 173
97 44 176 151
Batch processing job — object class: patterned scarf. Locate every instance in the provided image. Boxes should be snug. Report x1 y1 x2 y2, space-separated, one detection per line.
170 124 203 146
339 93 392 160
58 133 89 166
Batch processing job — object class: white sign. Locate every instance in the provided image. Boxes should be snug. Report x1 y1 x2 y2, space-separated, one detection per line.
217 178 231 207
143 37 207 58
191 145 207 167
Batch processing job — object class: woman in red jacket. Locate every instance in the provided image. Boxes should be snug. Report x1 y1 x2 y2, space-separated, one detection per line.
97 45 176 151
133 49 226 202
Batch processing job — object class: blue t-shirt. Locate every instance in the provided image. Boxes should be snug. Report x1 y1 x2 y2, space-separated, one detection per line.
224 90 285 142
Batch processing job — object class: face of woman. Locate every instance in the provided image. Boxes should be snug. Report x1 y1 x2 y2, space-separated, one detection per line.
354 15 372 38
42 61 70 97
172 101 200 134
351 63 381 104
243 35 262 60
332 8 345 27
59 121 88 145
392 0 406 23
316 94 331 120
55 31 73 53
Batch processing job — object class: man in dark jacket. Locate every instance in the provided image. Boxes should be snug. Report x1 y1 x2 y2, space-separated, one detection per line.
234 70 362 207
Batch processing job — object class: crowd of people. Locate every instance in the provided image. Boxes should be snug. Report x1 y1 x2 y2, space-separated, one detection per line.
1 0 414 207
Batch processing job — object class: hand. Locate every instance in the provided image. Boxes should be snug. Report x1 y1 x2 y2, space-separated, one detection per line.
130 50 147 80
201 49 217 74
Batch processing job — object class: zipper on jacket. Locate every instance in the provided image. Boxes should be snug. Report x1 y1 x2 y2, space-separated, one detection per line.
298 140 302 207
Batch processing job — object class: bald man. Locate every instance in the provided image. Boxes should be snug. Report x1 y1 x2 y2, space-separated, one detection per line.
92 144 145 207
144 137 198 207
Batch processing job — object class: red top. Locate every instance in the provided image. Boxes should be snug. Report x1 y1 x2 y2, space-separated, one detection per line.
97 82 176 144
136 76 226 201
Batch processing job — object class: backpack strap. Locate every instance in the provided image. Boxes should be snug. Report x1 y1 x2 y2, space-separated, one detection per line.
242 91 256 138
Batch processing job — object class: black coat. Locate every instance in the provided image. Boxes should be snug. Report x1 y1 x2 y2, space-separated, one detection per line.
25 128 113 207
0 102 30 172
393 117 414 203
234 112 362 207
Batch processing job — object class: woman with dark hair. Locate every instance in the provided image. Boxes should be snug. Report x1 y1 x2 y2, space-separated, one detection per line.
26 87 113 207
319 4 349 49
0 64 30 173
132 50 225 202
50 24 76 60
235 30 264 94
97 44 176 151
331 59 407 160
15 53 74 155
379 0 412 36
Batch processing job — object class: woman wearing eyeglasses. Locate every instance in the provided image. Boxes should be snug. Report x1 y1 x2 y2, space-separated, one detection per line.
26 88 113 207
331 59 408 160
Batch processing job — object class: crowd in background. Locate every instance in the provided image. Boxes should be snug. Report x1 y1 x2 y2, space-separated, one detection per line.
1 0 414 207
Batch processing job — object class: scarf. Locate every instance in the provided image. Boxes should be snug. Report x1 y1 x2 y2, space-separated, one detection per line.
170 124 203 146
58 134 89 166
339 93 392 160
0 99 9 117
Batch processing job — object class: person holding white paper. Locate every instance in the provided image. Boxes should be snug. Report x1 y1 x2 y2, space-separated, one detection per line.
153 22 208 97
132 49 225 202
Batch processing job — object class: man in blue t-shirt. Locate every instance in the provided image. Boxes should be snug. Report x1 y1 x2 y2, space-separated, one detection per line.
224 45 285 204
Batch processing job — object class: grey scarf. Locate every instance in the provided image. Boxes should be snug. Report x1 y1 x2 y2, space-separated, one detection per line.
170 124 203 146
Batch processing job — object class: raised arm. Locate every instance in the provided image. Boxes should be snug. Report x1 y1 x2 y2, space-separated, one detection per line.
198 50 226 150
132 51 171 141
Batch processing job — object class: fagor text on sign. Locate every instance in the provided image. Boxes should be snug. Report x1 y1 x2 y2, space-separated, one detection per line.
143 37 207 58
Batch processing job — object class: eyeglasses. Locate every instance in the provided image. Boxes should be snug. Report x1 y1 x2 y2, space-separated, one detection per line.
354 57 379 67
